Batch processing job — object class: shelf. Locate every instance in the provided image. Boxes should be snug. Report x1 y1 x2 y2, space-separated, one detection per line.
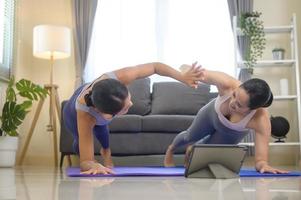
274 95 297 100
243 189 300 193
238 142 300 147
237 60 295 68
236 26 293 36
233 14 301 157
264 26 294 33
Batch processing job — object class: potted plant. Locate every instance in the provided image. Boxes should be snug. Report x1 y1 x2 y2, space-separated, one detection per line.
0 77 48 167
240 11 266 73
272 47 285 60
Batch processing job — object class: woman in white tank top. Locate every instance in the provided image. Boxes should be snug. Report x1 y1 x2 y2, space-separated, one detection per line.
165 62 288 174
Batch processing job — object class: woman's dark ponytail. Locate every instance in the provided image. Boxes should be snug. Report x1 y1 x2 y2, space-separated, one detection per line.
84 91 94 107
263 91 273 107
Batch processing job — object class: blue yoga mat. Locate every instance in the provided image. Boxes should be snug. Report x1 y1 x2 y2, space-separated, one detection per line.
66 167 301 177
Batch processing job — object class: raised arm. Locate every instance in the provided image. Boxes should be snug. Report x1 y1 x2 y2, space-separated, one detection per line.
113 62 202 88
180 63 241 95
198 69 241 96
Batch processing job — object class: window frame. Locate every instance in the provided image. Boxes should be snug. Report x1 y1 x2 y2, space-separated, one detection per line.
0 0 16 82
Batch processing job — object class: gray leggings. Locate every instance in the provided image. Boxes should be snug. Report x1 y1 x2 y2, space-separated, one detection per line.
171 99 250 149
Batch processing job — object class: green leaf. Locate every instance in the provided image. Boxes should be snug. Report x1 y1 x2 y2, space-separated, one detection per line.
19 100 32 111
7 76 15 88
7 130 18 137
16 79 48 101
0 78 49 137
1 101 26 135
5 77 16 102
6 87 16 102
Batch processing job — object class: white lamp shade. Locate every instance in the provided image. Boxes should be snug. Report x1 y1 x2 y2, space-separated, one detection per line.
33 25 71 59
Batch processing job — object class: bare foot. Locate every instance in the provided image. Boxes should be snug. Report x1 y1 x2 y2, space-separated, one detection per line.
100 148 114 168
164 145 176 167
184 145 193 168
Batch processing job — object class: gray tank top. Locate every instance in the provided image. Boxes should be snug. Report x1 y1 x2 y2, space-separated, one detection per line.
75 72 118 125
214 94 256 131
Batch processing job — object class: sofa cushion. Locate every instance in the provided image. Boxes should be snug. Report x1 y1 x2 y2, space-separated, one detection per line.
127 78 151 115
142 115 195 133
151 82 210 115
109 133 186 155
109 115 142 133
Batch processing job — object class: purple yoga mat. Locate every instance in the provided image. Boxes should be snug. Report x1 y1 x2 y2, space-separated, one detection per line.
66 167 301 177
66 167 184 177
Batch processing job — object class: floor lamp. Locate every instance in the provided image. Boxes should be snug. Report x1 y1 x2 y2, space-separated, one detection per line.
18 25 71 166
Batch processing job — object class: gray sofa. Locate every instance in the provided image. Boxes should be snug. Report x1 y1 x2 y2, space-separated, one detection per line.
60 78 217 167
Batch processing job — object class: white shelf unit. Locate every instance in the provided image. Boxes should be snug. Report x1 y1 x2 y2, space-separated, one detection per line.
237 60 295 68
233 14 301 153
236 26 293 35
238 142 300 147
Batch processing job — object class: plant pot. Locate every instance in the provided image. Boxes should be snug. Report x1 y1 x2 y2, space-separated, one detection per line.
0 136 18 167
272 50 285 60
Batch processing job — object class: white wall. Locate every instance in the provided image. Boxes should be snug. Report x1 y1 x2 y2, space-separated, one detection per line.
13 0 75 165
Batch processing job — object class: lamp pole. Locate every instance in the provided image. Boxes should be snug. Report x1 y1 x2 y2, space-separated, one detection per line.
47 53 59 166
18 25 70 166
19 54 61 166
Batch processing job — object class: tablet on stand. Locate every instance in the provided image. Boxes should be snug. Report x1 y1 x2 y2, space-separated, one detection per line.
185 144 248 179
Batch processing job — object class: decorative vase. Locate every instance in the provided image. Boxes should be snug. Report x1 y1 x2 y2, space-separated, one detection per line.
272 50 285 60
280 78 289 96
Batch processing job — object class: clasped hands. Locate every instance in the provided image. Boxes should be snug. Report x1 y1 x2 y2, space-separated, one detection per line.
180 61 205 88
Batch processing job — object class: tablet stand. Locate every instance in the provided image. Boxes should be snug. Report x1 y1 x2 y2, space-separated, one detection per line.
187 163 239 179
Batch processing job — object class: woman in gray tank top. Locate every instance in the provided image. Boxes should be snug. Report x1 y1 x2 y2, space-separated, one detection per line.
63 62 203 175
164 63 288 174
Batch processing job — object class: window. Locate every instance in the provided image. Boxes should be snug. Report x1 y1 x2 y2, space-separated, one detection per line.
0 0 15 80
85 0 234 85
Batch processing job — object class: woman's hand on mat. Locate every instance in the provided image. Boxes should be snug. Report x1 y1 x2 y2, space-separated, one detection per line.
256 161 289 174
80 160 115 175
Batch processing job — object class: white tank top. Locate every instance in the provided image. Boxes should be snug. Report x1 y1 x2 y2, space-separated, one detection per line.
214 94 256 131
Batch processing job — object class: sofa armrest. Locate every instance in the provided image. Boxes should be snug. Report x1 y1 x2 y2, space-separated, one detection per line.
60 101 75 154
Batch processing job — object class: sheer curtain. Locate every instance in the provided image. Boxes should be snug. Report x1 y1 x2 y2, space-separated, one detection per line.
85 0 235 85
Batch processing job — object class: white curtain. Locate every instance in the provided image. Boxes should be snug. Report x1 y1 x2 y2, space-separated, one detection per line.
85 0 235 84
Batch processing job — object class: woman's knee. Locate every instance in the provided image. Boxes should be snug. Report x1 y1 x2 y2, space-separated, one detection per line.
182 131 194 143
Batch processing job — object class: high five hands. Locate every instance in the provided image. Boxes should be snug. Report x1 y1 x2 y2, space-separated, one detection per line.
180 61 205 88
